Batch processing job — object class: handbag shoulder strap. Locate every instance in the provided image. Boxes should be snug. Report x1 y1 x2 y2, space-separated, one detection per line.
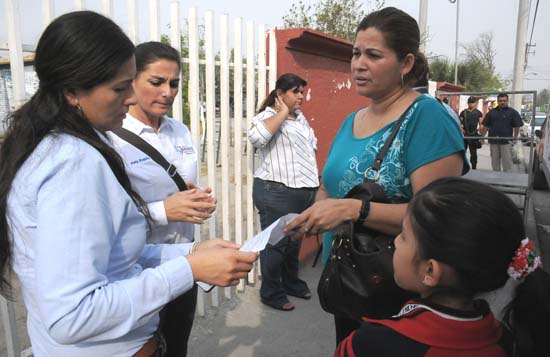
111 127 189 191
371 96 426 172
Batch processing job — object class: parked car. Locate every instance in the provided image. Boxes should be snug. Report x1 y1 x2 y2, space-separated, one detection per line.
533 116 549 190
521 111 547 144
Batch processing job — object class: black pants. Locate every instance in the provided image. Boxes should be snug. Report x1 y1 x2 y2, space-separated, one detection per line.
464 139 478 169
160 284 198 357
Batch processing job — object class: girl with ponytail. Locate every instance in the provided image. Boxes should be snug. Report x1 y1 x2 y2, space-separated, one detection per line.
337 177 550 356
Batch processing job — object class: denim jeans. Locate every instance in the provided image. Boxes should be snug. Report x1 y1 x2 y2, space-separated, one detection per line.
252 178 317 304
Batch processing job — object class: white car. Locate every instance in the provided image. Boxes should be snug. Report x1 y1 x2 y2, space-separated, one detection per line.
521 112 547 144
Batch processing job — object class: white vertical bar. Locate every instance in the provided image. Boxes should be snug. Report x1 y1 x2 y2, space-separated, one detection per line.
220 14 232 300
205 10 219 307
149 0 160 41
6 0 26 110
42 0 55 29
246 20 256 285
233 17 245 292
0 297 19 357
257 24 267 109
187 7 205 317
127 0 139 44
268 29 277 91
188 8 201 154
74 0 86 10
169 0 183 122
101 0 114 18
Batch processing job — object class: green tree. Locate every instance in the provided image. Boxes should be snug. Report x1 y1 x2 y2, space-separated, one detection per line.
536 88 550 108
429 57 453 83
429 32 504 92
429 57 503 92
282 0 384 41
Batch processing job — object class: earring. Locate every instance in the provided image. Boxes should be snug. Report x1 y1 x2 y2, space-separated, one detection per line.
400 73 404 87
75 104 84 117
422 275 434 285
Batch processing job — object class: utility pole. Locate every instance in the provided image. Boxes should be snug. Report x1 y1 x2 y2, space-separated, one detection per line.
511 0 529 111
418 0 428 53
449 0 459 84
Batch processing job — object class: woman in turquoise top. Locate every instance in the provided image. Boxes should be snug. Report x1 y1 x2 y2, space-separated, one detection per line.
286 7 466 345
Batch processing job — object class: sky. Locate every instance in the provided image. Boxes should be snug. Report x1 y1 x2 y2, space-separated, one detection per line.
1 0 549 91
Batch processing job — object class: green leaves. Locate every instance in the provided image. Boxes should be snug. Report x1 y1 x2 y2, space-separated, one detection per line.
282 0 381 41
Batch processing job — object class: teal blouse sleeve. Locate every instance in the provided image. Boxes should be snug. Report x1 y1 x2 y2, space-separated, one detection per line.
403 98 466 176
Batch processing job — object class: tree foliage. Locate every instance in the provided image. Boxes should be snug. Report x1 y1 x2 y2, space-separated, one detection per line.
536 88 550 108
283 0 384 41
462 32 496 73
429 33 504 92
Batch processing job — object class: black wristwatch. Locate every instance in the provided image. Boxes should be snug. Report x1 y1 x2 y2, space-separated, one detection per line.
356 199 370 226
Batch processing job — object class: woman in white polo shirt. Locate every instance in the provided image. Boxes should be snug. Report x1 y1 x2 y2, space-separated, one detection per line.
109 41 213 357
248 73 320 311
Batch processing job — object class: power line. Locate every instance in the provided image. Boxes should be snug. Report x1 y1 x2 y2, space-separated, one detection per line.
526 0 539 58
528 0 539 46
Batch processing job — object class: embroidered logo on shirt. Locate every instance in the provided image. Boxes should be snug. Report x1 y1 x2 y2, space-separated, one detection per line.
130 157 151 165
176 145 194 155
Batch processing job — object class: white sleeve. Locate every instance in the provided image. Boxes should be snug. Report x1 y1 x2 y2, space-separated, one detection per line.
248 110 275 148
34 149 193 345
147 200 168 225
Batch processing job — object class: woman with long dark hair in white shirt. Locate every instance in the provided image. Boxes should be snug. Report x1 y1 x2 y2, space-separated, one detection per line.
248 73 319 311
109 41 214 357
0 11 256 356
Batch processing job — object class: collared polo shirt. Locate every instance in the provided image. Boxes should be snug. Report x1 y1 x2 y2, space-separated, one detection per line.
109 114 198 243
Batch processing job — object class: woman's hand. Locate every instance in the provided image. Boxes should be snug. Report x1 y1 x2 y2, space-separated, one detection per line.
274 95 289 116
187 247 258 287
283 198 362 238
164 188 217 223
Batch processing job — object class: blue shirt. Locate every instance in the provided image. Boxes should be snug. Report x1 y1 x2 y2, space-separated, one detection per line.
321 95 465 262
8 133 194 356
482 106 523 144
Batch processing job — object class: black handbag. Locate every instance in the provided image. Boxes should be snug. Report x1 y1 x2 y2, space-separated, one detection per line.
475 138 482 149
317 106 416 320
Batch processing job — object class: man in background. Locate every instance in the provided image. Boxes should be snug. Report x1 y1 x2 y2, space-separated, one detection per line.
481 93 523 172
460 96 483 169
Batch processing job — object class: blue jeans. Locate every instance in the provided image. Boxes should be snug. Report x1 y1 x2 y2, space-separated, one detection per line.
252 178 317 304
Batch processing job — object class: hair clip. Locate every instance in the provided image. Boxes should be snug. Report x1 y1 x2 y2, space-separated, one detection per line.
507 238 542 280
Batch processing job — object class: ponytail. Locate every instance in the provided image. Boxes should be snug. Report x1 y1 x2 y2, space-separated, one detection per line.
257 89 277 113
404 52 428 87
502 268 550 356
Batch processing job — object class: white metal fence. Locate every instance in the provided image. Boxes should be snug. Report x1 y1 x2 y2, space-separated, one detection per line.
1 0 276 355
